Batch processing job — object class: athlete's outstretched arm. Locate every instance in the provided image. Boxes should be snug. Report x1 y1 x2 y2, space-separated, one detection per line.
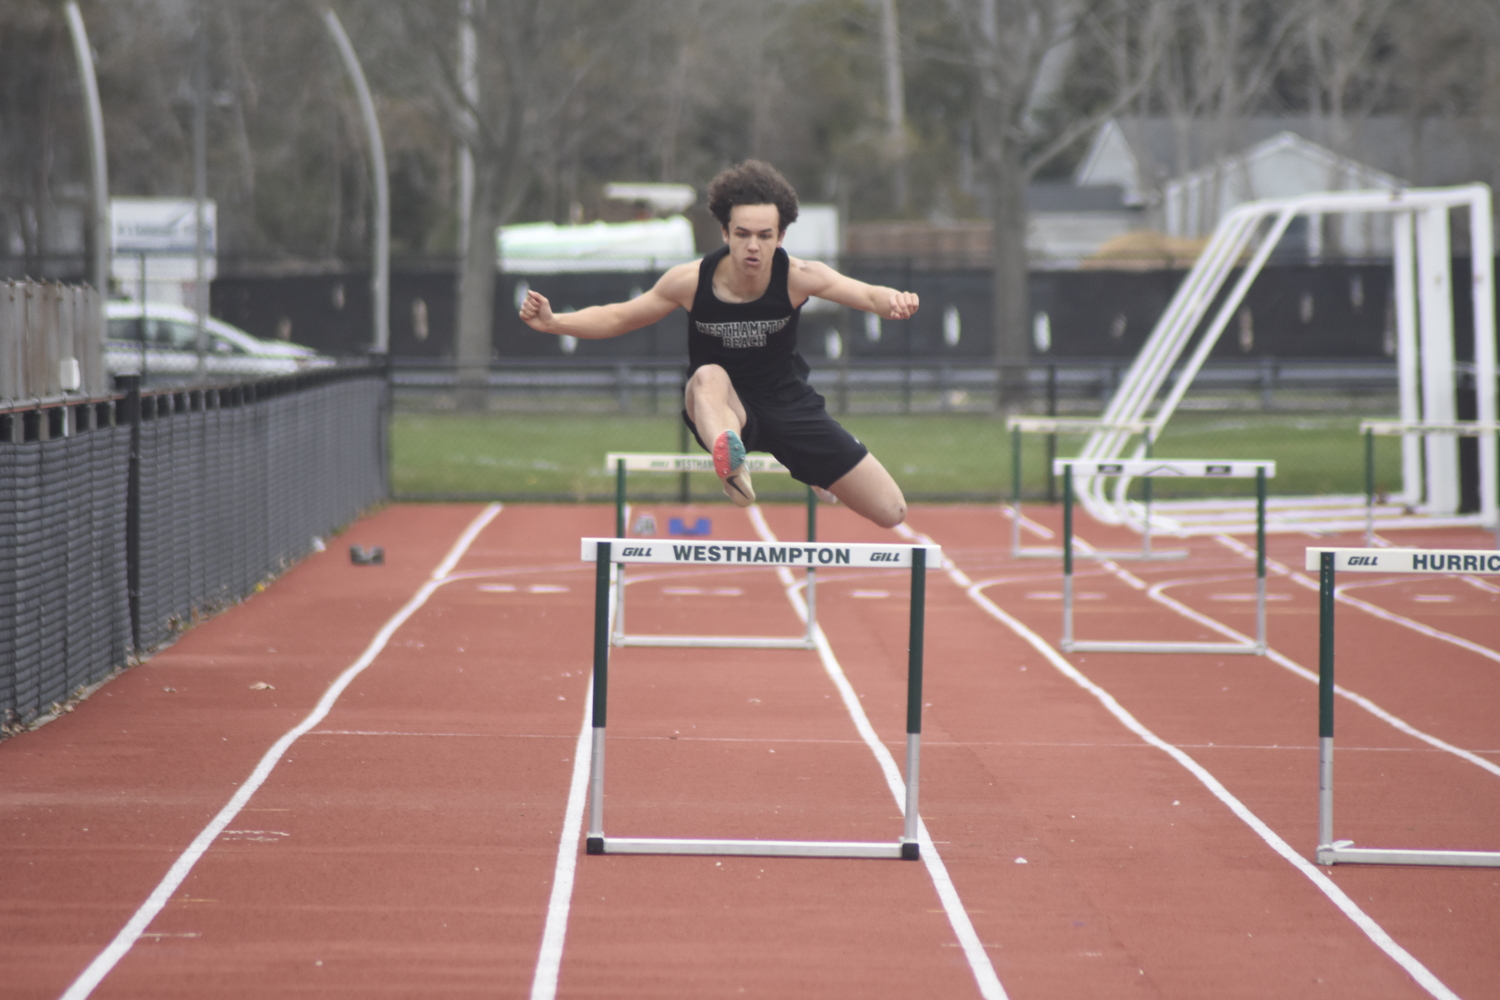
520 261 698 340
786 257 919 320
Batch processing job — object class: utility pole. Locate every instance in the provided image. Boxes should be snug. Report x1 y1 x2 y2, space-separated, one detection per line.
194 6 209 376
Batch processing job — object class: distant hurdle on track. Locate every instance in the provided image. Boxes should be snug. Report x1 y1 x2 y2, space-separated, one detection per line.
1358 421 1500 547
1058 458 1273 655
1308 547 1500 868
1005 417 1187 561
580 537 941 859
605 452 820 649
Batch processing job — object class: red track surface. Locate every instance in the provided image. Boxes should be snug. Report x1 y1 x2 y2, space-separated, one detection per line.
3 501 1497 999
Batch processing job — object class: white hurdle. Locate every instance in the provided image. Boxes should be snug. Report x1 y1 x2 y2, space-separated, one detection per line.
1058 458 1273 655
1309 547 1500 868
580 537 941 860
1358 421 1500 547
605 452 820 649
1005 417 1187 560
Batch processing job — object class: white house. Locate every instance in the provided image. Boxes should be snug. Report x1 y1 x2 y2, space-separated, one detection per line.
1073 116 1500 260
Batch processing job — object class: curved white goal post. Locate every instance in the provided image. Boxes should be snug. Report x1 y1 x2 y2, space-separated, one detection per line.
1071 184 1496 535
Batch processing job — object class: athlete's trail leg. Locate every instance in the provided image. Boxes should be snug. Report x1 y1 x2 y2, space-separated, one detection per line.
825 453 906 528
684 365 755 505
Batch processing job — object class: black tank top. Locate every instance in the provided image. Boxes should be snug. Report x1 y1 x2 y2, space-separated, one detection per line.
687 246 806 389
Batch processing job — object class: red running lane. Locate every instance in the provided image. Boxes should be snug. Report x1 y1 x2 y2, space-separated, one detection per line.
0 504 490 999
911 504 1498 999
7 501 1498 999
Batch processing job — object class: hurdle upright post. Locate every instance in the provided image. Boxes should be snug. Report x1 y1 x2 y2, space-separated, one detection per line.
1316 551 1336 858
805 485 817 646
1062 463 1074 648
1141 428 1154 557
1010 422 1024 555
615 458 627 538
612 459 628 641
587 540 612 855
902 547 925 860
1364 427 1375 546
1255 465 1267 653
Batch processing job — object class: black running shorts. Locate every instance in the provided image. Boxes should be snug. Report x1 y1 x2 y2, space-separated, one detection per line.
682 377 868 489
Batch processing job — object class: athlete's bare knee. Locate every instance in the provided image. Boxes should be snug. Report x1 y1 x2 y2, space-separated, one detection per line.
870 498 906 529
686 364 729 393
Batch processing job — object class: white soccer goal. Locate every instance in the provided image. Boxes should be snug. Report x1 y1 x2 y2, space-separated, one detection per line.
1071 185 1496 537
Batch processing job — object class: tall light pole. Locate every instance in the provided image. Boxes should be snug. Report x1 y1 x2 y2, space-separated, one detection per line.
324 9 390 355
64 2 109 306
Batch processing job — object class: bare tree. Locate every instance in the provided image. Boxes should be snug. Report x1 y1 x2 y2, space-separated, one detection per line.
944 0 1170 360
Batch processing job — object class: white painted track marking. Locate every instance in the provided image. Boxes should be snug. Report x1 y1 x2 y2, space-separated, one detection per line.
529 675 595 1000
899 520 1462 1000
58 503 505 1000
748 507 1009 1000
530 508 1008 1000
1211 535 1500 779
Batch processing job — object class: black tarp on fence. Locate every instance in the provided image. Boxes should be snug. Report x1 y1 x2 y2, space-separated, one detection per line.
0 367 388 732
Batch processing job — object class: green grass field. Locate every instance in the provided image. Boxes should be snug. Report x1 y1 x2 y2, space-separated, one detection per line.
392 411 1403 502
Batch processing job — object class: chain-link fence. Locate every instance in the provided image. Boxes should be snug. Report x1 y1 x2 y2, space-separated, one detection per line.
1 367 388 733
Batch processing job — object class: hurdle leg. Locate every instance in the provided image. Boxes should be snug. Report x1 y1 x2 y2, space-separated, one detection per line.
902 549 926 860
805 486 818 647
587 542 612 854
1364 428 1375 547
1255 466 1267 654
1141 430 1154 558
1062 464 1074 649
1316 552 1336 863
612 458 629 644
615 458 627 539
612 564 627 645
1010 424 1023 556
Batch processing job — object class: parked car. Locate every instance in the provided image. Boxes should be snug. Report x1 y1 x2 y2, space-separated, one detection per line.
104 301 336 382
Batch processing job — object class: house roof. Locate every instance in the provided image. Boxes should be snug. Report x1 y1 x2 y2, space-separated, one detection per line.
1077 116 1500 199
1165 130 1405 199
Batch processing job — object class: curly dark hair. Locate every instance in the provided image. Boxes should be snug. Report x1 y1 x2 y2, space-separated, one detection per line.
706 160 800 232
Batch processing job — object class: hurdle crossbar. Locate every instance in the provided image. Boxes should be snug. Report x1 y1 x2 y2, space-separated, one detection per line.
580 538 939 860
605 453 820 649
1309 547 1500 867
1005 417 1187 561
1058 458 1273 655
1358 422 1500 546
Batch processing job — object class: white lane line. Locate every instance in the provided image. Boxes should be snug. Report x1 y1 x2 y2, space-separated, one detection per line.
58 503 505 1000
529 675 595 1000
750 507 1008 1000
1217 533 1500 667
1144 575 1500 782
898 521 1461 1000
1206 537 1500 779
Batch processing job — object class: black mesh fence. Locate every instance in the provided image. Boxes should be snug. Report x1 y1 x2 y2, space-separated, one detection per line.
1 367 388 732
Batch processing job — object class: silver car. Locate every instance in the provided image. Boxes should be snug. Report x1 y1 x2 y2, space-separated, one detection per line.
105 301 336 382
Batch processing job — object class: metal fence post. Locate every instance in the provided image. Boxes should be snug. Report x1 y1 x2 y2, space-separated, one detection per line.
116 374 142 655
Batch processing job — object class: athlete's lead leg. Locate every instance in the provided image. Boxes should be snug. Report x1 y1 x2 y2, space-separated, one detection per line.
684 364 755 506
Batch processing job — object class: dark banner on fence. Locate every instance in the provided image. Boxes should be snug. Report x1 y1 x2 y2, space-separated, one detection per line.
0 367 388 733
204 259 1499 364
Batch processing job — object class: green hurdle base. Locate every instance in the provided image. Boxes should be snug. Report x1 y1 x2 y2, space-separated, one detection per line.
1311 548 1500 868
584 539 932 861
